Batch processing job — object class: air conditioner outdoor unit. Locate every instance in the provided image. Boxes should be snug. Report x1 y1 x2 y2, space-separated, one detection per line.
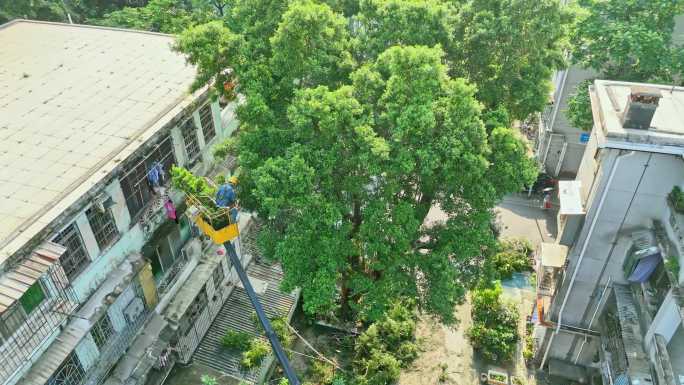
181 239 202 261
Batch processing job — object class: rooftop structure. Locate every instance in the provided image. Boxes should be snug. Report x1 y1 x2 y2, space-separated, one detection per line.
592 80 684 151
0 20 196 263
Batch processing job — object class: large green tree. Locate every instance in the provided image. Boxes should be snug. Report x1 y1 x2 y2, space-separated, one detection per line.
177 0 539 324
571 0 684 82
451 0 571 120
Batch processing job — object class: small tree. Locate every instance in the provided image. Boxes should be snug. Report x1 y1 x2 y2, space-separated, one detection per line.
490 238 534 280
565 79 594 131
467 283 520 362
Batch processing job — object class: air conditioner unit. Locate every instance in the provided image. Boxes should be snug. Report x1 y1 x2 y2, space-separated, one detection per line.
181 239 202 261
123 297 145 323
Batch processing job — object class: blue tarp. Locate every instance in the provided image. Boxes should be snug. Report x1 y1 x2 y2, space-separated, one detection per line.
627 252 661 283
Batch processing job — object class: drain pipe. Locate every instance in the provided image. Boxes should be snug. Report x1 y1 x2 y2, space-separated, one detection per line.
540 150 635 368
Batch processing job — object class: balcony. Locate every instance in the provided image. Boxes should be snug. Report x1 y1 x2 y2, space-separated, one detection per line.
0 243 77 385
537 243 568 297
598 285 653 385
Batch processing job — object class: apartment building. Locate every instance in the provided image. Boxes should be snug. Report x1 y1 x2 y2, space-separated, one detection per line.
535 79 684 385
538 16 684 178
0 20 244 385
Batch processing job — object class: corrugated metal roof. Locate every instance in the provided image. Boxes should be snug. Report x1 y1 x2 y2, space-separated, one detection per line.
0 241 65 313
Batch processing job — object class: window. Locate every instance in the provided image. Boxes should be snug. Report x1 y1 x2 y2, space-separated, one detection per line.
91 313 114 349
53 224 90 281
119 135 176 219
182 119 200 163
213 264 225 291
0 303 25 339
20 282 45 314
48 352 85 385
86 208 118 250
199 104 216 143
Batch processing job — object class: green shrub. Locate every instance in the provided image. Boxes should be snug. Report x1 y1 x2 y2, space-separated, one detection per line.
467 283 520 362
221 330 252 351
666 257 680 278
354 349 401 385
308 361 335 385
353 302 418 384
241 339 271 368
669 186 684 214
271 316 294 348
491 238 534 280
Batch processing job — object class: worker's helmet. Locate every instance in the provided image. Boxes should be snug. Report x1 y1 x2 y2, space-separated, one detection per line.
229 176 239 185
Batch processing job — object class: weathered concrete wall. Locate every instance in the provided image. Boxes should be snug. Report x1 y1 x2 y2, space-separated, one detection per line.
543 66 598 176
547 150 684 363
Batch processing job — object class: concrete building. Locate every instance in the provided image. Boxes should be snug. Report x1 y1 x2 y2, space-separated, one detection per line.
0 19 250 385
535 79 684 385
538 15 684 178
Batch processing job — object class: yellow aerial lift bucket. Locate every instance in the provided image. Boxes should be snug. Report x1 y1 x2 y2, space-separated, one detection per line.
186 194 240 244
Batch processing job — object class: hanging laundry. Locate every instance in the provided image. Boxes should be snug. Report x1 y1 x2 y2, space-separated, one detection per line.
164 199 178 224
147 162 165 187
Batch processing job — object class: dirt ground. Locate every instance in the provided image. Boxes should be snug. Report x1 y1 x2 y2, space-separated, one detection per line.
399 275 537 385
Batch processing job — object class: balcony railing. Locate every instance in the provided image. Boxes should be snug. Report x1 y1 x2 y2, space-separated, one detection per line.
0 264 77 385
81 309 152 385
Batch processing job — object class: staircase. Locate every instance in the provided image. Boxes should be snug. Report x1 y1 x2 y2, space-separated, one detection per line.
192 259 298 384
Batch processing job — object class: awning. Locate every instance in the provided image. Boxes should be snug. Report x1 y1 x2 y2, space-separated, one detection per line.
558 180 584 215
540 243 568 267
627 252 662 283
0 242 66 313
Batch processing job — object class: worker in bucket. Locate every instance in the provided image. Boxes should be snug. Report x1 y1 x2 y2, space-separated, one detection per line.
216 176 239 222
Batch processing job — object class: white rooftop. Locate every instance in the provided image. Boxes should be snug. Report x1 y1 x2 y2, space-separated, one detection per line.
558 180 584 215
593 80 684 148
0 20 197 261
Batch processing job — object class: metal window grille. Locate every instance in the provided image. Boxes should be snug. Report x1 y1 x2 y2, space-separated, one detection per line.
91 313 115 349
86 208 118 251
182 118 201 163
47 352 85 385
119 135 176 219
53 224 90 281
199 104 216 143
0 303 25 339
213 264 224 291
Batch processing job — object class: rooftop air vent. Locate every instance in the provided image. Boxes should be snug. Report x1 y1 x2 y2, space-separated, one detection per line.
621 86 661 130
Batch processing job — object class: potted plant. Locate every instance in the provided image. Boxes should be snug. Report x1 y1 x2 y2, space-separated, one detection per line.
668 186 684 214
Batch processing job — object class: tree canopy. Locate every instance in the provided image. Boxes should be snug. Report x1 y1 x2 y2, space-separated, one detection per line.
177 0 540 324
571 0 684 83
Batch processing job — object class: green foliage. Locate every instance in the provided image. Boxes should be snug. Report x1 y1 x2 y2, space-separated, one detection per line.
355 0 457 59
665 257 680 279
270 316 295 348
175 21 245 99
200 375 217 385
451 0 571 119
522 323 534 362
571 0 684 82
241 339 271 369
0 0 66 24
669 186 684 214
566 79 594 131
353 303 418 385
98 0 209 33
308 361 335 385
220 330 252 351
467 283 520 362
178 1 544 326
490 238 534 280
270 0 354 89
